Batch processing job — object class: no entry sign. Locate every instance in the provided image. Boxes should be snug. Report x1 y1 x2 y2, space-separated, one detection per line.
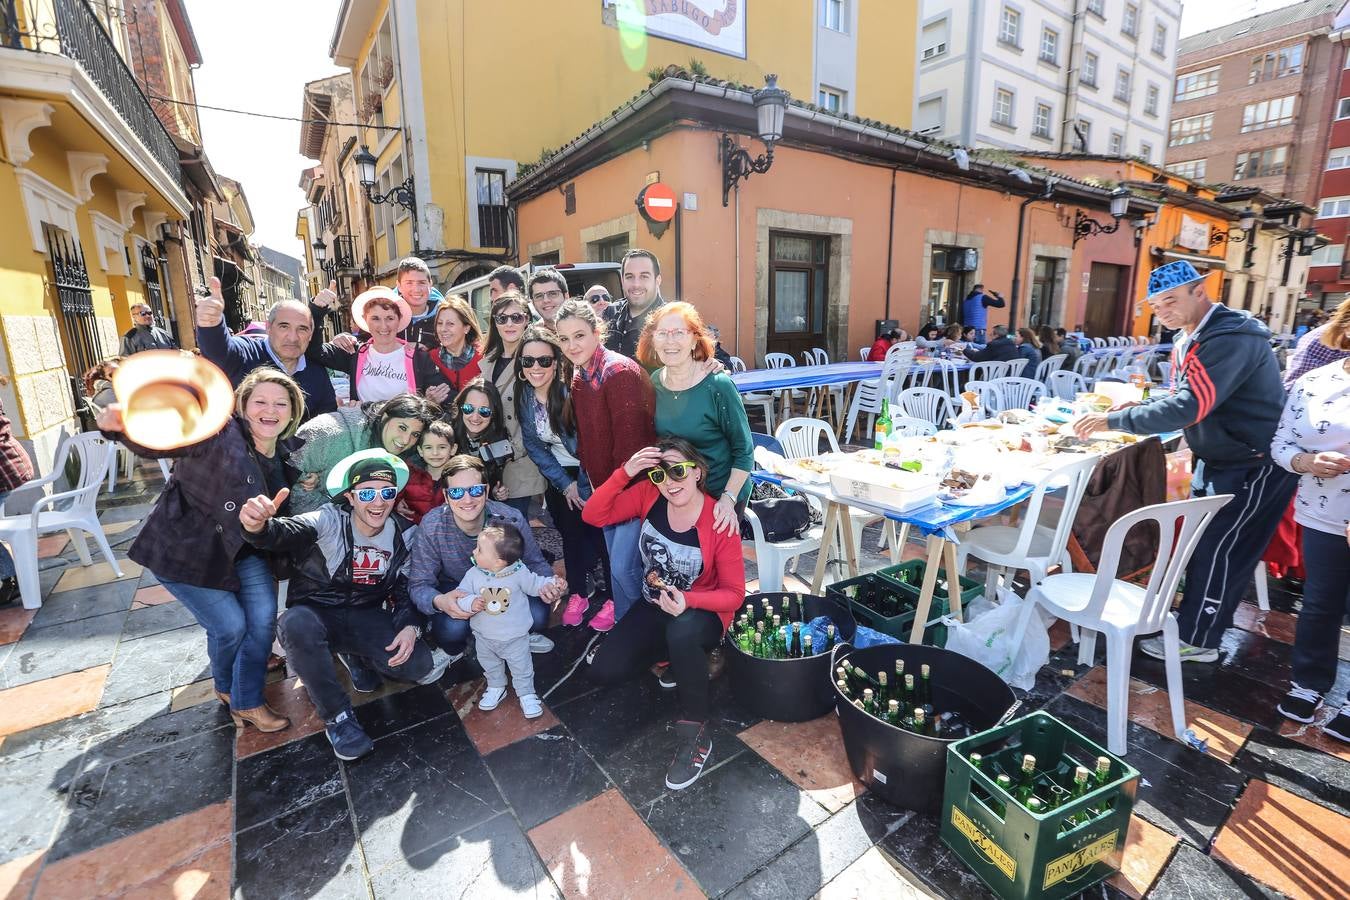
637 182 678 224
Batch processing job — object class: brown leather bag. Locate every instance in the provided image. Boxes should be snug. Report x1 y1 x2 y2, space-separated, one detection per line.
1069 438 1167 580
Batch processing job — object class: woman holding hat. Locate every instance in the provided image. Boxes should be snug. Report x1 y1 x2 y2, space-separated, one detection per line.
287 393 440 515
315 287 439 403
479 291 545 519
96 360 305 733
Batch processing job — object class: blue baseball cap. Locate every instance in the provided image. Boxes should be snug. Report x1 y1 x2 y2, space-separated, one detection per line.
1146 261 1206 301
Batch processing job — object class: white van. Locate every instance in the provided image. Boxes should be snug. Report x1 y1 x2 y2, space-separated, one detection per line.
448 262 623 330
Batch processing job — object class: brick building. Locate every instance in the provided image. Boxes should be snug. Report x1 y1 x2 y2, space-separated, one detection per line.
1166 0 1343 208
1308 7 1350 308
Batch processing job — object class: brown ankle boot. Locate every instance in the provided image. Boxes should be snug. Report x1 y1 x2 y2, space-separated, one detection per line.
230 705 290 732
214 690 231 708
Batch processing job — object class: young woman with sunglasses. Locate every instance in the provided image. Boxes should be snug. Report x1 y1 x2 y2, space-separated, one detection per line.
637 302 753 535
481 292 545 518
581 438 745 791
287 393 441 514
450 377 511 501
555 299 656 630
515 326 609 627
410 455 567 659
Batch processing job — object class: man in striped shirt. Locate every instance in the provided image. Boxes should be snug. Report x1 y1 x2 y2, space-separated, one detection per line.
1075 262 1297 663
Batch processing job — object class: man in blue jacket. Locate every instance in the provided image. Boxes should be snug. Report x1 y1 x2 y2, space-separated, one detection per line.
962 284 1005 343
1074 261 1297 663
195 276 342 420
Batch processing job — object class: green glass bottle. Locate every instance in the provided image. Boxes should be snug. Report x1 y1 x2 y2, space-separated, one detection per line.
894 659 905 683
737 624 752 654
862 688 877 716
1016 754 1038 805
752 632 764 658
996 773 1013 795
824 624 836 650
1028 796 1045 815
1068 765 1092 825
802 632 814 658
790 622 803 658
969 752 984 771
1093 756 1111 787
887 698 901 726
903 673 916 712
912 707 928 735
780 596 791 622
876 671 889 706
918 663 932 709
875 398 892 450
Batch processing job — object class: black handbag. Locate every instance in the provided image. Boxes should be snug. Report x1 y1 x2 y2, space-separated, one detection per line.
741 481 816 543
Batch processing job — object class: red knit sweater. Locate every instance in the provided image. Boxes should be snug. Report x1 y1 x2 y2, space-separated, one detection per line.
399 467 441 525
582 467 745 631
570 347 656 490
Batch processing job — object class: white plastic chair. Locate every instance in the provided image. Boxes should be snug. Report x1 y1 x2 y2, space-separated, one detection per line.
1046 370 1091 401
843 343 914 443
0 433 125 609
906 356 960 396
1158 361 1174 387
957 453 1099 601
990 377 1045 412
107 447 171 491
898 387 956 430
802 348 845 422
743 505 826 593
965 362 1004 383
1091 337 1107 349
889 416 937 437
734 356 776 433
1034 354 1067 383
764 353 795 368
1012 494 1234 755
999 360 1029 379
858 347 870 362
964 380 1000 418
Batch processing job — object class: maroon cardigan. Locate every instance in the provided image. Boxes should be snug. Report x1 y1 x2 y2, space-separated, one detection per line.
0 398 33 493
570 347 656 491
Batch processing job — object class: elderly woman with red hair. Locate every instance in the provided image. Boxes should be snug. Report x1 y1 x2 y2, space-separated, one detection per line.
637 301 754 535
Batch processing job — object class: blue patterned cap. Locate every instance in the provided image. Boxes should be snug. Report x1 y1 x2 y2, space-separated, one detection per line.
1146 261 1206 300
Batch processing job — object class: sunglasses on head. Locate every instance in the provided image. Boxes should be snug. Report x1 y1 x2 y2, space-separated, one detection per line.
520 355 555 369
647 460 697 485
354 486 398 502
494 312 529 325
460 402 493 417
444 484 487 500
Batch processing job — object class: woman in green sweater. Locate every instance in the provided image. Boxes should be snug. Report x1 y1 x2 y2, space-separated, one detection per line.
637 302 753 536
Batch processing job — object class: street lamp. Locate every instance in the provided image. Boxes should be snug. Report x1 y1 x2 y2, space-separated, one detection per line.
354 144 415 213
1211 207 1258 245
1072 187 1132 245
720 74 790 207
312 239 327 265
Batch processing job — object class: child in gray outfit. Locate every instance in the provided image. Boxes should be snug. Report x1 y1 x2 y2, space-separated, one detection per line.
456 522 561 719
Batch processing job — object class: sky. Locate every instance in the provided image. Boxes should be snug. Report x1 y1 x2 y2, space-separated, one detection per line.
181 0 1294 258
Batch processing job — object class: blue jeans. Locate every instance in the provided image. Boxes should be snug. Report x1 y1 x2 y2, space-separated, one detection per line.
0 490 14 579
159 554 277 708
1291 527 1350 694
603 519 643 621
426 594 549 655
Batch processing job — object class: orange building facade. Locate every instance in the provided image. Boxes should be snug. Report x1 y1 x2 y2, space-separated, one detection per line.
509 76 1159 365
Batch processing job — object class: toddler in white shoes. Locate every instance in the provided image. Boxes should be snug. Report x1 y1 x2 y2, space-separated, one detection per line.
454 522 561 719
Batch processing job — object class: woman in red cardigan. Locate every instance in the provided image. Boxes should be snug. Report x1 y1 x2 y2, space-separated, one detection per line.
581 436 746 791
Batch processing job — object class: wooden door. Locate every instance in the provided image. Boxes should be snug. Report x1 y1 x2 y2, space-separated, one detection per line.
767 232 829 360
1084 263 1125 337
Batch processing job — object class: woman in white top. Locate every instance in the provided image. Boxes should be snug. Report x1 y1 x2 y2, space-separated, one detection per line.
1271 345 1350 743
318 287 439 403
516 326 606 627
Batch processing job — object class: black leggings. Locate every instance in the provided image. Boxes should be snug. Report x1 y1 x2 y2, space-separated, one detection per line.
587 601 723 720
544 475 607 597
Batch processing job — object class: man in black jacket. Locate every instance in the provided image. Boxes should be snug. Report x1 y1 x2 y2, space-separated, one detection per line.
605 249 665 359
239 451 450 759
1074 261 1297 663
963 325 1019 363
120 303 177 355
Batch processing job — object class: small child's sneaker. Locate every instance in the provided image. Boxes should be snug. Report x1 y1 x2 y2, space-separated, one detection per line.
478 685 508 711
519 694 544 719
562 594 590 627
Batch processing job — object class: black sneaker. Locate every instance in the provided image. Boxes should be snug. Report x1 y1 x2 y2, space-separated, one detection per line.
325 709 374 761
665 720 712 791
1324 704 1350 744
1277 684 1323 724
339 654 382 693
657 665 677 690
0 577 17 607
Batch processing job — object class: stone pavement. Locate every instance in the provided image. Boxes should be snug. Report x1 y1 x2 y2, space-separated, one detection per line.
0 463 1347 899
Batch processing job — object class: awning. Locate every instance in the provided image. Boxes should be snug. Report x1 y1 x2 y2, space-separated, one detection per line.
1153 248 1227 269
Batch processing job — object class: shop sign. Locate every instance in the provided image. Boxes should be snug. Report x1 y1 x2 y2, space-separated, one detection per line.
604 0 747 59
1177 215 1210 252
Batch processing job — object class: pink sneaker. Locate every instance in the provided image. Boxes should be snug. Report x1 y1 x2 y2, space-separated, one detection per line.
588 600 616 632
562 594 589 627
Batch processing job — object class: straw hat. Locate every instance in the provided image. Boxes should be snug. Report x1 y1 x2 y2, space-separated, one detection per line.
111 351 235 451
351 287 412 333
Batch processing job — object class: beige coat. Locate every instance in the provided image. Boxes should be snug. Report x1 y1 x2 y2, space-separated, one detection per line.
482 350 545 499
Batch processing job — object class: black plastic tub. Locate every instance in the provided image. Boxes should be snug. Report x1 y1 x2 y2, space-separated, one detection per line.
832 642 1018 813
724 592 858 722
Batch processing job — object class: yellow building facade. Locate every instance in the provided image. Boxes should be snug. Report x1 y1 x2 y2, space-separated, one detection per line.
321 0 918 285
1 0 190 466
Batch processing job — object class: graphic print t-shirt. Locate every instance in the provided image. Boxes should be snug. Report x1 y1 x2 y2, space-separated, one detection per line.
357 345 411 402
350 518 397 584
639 498 703 603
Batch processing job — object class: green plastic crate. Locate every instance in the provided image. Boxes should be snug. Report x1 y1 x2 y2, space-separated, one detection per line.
825 573 949 645
878 559 984 608
941 712 1139 900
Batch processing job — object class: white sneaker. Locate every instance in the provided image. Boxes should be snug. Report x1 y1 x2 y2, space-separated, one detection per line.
417 648 462 685
519 693 544 719
528 633 555 654
478 685 508 711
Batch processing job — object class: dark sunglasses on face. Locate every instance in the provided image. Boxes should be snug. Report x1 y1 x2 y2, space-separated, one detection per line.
591 294 611 302
460 403 493 417
444 484 488 500
494 312 529 325
520 355 555 369
647 460 697 485
354 486 399 502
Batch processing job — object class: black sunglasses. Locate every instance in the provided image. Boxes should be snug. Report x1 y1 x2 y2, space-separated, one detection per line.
520 355 555 369
591 293 611 302
494 312 529 325
460 403 493 417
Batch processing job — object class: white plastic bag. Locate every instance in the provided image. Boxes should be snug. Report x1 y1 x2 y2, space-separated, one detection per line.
941 588 1050 691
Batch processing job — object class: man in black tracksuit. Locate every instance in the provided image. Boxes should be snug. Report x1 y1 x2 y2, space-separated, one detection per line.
1074 261 1297 662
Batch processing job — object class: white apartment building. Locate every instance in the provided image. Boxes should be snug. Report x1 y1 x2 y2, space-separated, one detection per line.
915 0 1181 161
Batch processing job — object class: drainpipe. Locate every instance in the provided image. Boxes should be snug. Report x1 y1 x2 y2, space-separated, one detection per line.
674 206 683 300
1060 1 1085 151
1009 182 1055 330
734 184 742 360
884 168 897 319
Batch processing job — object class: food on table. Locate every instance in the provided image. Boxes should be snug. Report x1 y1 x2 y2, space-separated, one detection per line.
1077 393 1114 413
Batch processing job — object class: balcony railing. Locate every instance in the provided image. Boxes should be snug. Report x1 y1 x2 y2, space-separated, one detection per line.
333 234 357 270
2 0 182 185
479 204 510 249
